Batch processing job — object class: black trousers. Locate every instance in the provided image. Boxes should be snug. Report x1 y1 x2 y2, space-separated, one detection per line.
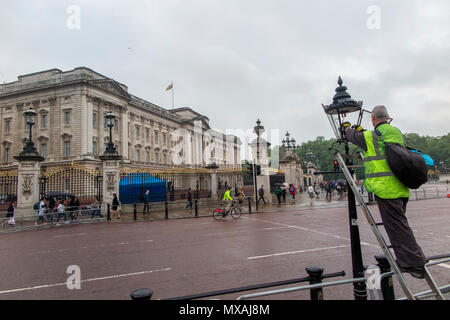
376 196 427 268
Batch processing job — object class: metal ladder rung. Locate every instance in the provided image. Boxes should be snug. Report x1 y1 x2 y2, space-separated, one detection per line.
335 152 417 300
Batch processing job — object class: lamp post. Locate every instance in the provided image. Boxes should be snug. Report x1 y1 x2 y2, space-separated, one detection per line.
104 111 118 156
15 107 44 161
322 76 366 300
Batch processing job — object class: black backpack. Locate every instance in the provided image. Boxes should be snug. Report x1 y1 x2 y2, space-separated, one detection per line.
33 202 40 210
375 130 428 189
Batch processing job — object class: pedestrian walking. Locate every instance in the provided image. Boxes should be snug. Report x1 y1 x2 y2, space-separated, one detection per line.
308 185 315 205
185 188 193 209
257 185 266 205
90 196 103 218
56 199 67 224
48 196 56 223
35 197 48 225
343 105 427 278
289 184 296 201
236 187 245 204
112 193 120 219
275 186 283 204
325 181 332 201
315 185 321 199
1 201 15 228
143 190 151 215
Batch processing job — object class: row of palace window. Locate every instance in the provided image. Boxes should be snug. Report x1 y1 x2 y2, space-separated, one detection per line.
2 141 71 162
134 150 168 165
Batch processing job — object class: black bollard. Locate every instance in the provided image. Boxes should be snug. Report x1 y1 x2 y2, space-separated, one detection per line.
165 201 168 220
375 254 395 300
194 199 198 217
248 197 252 214
107 204 111 221
133 203 137 221
130 288 153 300
306 266 324 300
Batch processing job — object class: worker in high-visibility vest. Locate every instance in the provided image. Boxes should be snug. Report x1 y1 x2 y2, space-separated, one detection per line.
343 105 427 279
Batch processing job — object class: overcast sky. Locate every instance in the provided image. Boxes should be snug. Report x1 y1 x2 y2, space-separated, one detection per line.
1 0 449 151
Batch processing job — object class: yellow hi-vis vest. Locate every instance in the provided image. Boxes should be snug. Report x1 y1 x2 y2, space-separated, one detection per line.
363 123 410 199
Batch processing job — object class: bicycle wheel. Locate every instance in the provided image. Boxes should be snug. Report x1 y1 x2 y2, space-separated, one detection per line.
212 209 224 220
230 207 241 219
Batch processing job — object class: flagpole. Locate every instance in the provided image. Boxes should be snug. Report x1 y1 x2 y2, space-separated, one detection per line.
171 81 174 109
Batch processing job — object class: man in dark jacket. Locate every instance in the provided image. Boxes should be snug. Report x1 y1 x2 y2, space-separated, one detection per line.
143 190 151 215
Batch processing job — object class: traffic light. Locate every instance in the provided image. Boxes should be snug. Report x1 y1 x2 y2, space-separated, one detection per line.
256 165 261 176
333 160 338 171
248 164 254 175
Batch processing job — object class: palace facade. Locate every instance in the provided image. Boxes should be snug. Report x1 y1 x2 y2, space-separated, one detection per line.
0 67 241 169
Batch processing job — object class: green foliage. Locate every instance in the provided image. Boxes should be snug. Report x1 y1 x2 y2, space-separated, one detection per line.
404 132 450 168
290 132 450 179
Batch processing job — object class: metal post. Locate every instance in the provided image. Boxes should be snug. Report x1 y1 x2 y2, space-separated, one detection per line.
195 199 198 217
345 142 367 300
253 163 258 212
133 203 137 221
248 196 252 213
306 266 324 300
375 254 395 300
130 288 153 300
107 204 111 221
165 201 168 219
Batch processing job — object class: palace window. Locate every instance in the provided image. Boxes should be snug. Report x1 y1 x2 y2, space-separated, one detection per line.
41 114 47 129
92 141 97 155
155 152 159 164
136 149 140 162
92 112 97 128
135 126 140 138
4 119 10 134
4 147 9 162
64 141 71 157
64 111 71 125
40 143 47 158
146 151 150 163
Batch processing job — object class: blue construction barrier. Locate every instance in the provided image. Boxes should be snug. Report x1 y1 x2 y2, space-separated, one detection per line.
119 173 167 204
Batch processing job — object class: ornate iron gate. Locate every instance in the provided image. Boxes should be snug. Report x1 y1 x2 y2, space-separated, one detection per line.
39 163 102 203
0 168 18 208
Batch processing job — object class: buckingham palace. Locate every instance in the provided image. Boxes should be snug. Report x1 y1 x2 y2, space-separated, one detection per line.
0 67 244 206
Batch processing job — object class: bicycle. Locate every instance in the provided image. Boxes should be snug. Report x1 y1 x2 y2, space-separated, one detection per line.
212 200 241 220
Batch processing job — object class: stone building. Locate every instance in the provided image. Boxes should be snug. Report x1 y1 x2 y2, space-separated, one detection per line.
0 67 243 201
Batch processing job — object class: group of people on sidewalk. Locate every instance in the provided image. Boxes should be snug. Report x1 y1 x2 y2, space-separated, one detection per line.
35 195 104 225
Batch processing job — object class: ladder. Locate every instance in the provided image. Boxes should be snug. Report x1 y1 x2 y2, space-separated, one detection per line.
335 152 445 300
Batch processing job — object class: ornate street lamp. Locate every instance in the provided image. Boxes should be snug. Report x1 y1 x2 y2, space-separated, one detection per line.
321 76 367 300
100 111 121 161
15 107 44 161
105 111 117 154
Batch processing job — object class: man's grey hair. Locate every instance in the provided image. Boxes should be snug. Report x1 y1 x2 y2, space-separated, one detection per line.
372 105 389 120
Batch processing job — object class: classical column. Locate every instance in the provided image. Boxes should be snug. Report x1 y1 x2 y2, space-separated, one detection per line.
100 111 123 208
15 107 45 219
15 157 43 217
206 162 219 200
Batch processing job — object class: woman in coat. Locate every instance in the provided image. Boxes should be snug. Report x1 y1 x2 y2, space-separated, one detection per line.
112 193 120 219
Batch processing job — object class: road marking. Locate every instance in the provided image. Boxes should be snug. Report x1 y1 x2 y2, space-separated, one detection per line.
248 245 350 260
251 218 379 248
0 267 171 295
52 233 86 238
30 240 153 255
204 226 291 236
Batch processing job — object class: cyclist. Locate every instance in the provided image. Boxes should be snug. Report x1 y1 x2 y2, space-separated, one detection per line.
223 186 234 214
